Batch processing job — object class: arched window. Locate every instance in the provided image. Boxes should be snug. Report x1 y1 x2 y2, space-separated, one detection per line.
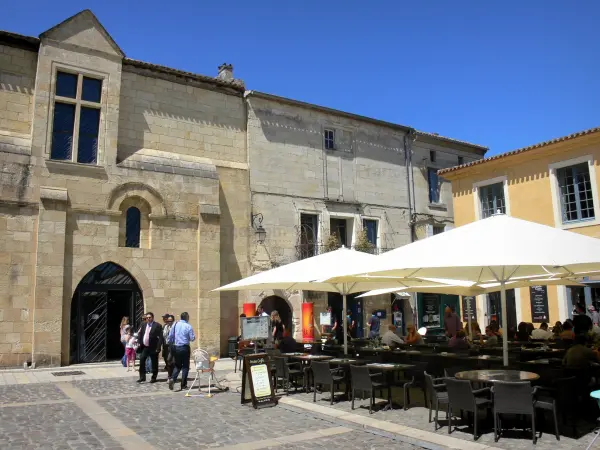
125 207 141 248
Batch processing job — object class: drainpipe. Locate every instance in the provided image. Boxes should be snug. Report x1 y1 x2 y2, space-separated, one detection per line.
404 129 418 328
404 129 417 243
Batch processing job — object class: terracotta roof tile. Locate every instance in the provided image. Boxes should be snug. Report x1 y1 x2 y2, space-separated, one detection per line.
439 126 600 176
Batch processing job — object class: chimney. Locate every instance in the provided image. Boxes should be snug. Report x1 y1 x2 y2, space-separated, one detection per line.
217 63 234 81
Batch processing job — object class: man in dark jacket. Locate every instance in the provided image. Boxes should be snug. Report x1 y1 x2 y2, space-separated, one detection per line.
137 312 163 383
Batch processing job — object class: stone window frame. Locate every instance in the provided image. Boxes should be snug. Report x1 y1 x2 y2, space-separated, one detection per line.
360 216 380 249
45 62 108 166
118 197 151 249
324 128 336 151
549 155 600 230
472 175 511 220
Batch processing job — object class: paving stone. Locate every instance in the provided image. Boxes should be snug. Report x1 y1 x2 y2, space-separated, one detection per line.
289 389 598 450
0 403 121 449
0 383 68 404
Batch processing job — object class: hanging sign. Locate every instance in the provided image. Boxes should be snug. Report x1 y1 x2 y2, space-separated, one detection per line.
462 296 476 322
241 353 277 409
529 286 549 323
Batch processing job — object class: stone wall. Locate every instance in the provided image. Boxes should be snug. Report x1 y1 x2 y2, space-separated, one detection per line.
0 45 36 139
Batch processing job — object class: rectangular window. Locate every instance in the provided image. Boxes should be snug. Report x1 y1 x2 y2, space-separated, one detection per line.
362 219 378 246
324 129 335 150
430 150 436 162
557 163 595 223
299 214 319 259
458 156 464 165
330 218 348 247
479 182 505 218
433 225 445 235
428 168 440 203
51 71 102 164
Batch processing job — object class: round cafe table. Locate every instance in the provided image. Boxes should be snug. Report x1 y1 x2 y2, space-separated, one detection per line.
455 369 539 383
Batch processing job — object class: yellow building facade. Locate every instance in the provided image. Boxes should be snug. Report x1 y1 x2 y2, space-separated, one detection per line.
440 127 600 329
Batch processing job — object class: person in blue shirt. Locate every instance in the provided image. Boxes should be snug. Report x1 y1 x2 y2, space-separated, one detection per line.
167 311 196 391
368 311 381 339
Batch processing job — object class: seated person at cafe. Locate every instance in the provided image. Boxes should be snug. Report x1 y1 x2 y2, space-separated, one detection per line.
515 322 530 341
277 330 298 353
405 324 423 345
531 322 553 340
381 324 405 348
559 321 576 341
489 320 502 337
466 321 482 339
484 326 499 346
563 333 600 369
449 330 470 351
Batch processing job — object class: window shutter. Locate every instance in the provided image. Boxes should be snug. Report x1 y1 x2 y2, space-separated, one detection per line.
426 224 433 238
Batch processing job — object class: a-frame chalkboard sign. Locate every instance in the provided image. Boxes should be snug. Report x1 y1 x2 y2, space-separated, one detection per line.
241 353 277 409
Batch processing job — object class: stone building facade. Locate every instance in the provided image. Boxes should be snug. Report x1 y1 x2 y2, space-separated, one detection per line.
245 92 486 338
0 11 249 366
0 10 486 367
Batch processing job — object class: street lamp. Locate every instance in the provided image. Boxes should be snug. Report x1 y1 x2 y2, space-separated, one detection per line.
252 213 266 244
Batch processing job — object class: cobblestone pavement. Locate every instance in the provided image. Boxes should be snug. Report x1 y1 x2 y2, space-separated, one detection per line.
0 377 425 450
289 387 599 450
0 402 120 450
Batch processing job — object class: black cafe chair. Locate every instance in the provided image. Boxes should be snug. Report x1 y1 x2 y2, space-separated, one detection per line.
350 365 389 414
492 381 559 443
445 377 492 440
424 371 449 430
311 361 345 405
397 362 428 410
274 357 303 395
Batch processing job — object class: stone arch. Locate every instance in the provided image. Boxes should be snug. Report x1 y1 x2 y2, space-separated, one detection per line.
106 182 166 217
257 289 301 337
69 253 155 306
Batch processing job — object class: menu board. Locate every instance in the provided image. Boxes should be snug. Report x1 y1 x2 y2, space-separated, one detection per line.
241 316 271 340
462 296 476 322
529 286 549 323
319 312 331 326
241 353 277 409
422 294 440 327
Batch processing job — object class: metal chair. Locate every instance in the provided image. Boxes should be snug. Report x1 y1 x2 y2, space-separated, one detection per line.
445 377 491 440
311 361 345 405
492 381 538 443
350 365 389 414
186 349 227 397
424 371 449 430
397 361 428 410
274 356 303 395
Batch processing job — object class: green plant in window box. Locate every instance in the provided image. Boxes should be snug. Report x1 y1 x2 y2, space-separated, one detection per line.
323 233 341 252
354 228 375 254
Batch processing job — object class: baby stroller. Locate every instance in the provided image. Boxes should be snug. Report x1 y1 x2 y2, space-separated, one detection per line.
185 348 228 397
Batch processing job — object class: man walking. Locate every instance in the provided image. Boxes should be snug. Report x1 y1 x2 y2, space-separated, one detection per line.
368 311 381 339
168 312 196 391
137 312 163 383
444 306 463 338
161 314 174 380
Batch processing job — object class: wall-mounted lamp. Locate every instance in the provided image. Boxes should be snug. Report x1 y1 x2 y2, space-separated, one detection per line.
252 213 266 244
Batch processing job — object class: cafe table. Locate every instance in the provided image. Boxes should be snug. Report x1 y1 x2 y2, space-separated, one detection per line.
455 369 540 383
365 363 415 410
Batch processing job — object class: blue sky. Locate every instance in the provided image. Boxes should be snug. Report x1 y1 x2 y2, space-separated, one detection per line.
3 1 599 156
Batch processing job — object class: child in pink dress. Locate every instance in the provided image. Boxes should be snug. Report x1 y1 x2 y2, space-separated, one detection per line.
124 326 137 371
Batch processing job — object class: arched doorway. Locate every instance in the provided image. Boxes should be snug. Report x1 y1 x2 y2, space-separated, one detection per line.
259 296 293 335
70 262 143 364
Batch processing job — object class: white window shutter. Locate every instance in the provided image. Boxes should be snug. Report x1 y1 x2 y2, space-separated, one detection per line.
426 224 433 238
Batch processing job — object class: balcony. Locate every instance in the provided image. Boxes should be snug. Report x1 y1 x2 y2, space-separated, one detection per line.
295 244 394 260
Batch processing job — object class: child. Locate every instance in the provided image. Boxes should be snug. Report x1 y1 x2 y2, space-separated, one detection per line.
125 327 137 371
